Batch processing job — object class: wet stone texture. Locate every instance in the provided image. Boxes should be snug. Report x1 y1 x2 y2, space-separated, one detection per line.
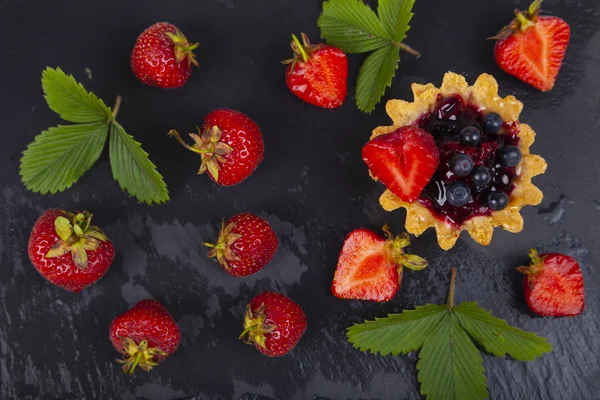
1 0 599 399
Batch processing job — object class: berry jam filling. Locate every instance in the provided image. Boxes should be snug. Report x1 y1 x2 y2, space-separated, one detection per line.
416 95 521 226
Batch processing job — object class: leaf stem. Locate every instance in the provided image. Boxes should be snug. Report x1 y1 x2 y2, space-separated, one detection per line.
447 266 457 310
112 96 122 120
395 42 421 58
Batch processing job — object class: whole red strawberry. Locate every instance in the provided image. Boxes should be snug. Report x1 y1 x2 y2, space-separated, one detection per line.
241 292 306 357
284 33 348 109
332 226 427 302
362 127 439 203
204 213 278 276
109 299 181 374
517 249 585 317
131 22 199 88
168 109 264 186
28 209 115 292
493 0 570 91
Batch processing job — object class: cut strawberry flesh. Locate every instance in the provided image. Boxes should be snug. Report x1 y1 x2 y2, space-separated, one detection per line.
332 229 399 302
363 127 439 203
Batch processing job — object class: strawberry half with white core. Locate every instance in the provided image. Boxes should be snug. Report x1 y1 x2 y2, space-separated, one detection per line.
493 0 570 91
362 126 440 203
332 225 428 302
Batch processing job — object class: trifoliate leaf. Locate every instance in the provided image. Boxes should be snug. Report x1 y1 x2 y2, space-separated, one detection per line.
454 302 552 361
347 304 446 355
20 122 109 194
318 0 417 112
378 0 416 42
42 67 112 123
418 313 488 400
21 68 169 204
355 44 400 112
346 268 552 400
109 122 169 205
318 0 391 53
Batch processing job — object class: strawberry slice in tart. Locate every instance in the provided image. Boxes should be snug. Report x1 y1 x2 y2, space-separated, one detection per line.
363 72 547 250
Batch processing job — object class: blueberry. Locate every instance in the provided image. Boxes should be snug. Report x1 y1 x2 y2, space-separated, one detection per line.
483 112 503 133
450 154 475 177
472 166 491 187
446 181 472 207
487 191 509 211
459 126 481 146
498 145 522 167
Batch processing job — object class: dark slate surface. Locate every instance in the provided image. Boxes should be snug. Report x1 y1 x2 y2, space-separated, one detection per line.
1 0 599 399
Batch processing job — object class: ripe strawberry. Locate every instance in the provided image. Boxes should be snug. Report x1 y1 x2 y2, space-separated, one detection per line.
517 249 585 317
169 109 264 186
131 22 199 88
362 127 439 203
283 33 348 109
204 213 278 277
240 292 306 357
332 226 427 302
109 299 181 374
28 209 115 292
493 0 570 91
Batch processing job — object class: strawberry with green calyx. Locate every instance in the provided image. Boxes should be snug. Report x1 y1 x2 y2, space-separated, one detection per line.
28 209 115 292
332 225 428 302
168 109 264 186
131 22 199 89
283 33 348 109
493 0 570 91
109 299 181 375
204 213 278 277
240 292 307 357
517 249 585 317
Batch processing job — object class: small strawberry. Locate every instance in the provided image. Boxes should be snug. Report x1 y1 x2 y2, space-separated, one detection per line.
517 249 585 317
168 109 264 186
109 299 181 374
240 292 306 357
28 209 115 292
493 0 570 91
204 213 278 277
362 126 439 203
332 226 427 302
131 22 199 88
283 33 348 109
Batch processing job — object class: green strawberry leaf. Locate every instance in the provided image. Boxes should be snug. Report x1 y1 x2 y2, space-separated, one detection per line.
418 313 488 400
318 0 417 113
20 122 109 194
347 304 447 356
454 302 552 361
318 0 391 53
346 268 552 400
109 122 169 205
20 67 169 204
355 44 400 113
378 0 416 42
42 67 112 123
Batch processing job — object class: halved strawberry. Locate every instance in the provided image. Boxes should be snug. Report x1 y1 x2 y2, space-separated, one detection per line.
517 249 585 317
332 226 427 302
493 0 570 91
362 127 439 203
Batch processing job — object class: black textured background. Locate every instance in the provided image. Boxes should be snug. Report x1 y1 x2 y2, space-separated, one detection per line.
1 0 599 399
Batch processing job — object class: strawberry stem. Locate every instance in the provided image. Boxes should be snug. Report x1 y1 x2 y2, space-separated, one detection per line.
447 267 457 309
203 242 226 250
168 130 212 154
128 350 143 375
292 34 308 63
111 96 122 120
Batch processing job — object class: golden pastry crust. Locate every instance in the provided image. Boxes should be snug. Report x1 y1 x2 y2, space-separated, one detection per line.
373 72 547 250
